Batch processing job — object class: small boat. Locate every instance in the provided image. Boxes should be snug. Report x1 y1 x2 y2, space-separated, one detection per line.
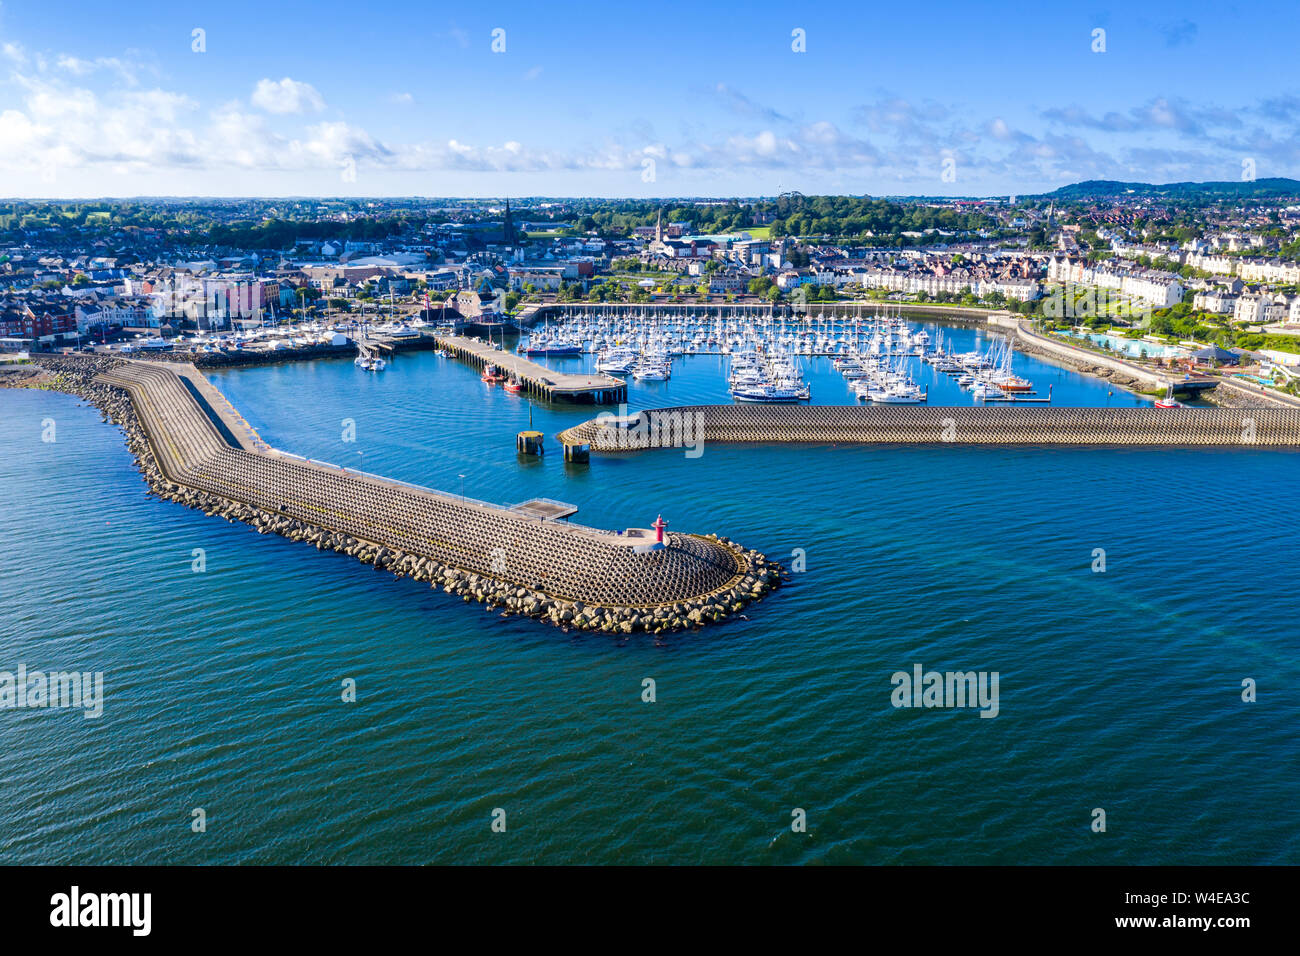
867 383 925 404
504 376 524 393
481 363 507 383
998 375 1035 393
732 384 802 404
596 347 638 373
1155 383 1182 408
632 363 669 381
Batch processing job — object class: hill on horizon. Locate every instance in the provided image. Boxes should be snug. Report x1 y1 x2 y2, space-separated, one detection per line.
1039 178 1300 200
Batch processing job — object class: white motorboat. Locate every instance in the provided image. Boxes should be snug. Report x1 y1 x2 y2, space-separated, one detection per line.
732 384 802 403
632 363 669 381
596 347 638 373
865 382 925 403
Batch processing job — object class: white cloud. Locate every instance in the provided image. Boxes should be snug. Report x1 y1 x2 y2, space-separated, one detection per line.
299 121 389 165
3 38 1296 195
55 54 137 85
251 77 325 115
0 110 46 159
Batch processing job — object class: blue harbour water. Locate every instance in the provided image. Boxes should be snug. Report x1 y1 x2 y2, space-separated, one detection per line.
2 320 1297 864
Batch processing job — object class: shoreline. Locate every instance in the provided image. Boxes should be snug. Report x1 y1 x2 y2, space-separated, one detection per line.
995 318 1300 409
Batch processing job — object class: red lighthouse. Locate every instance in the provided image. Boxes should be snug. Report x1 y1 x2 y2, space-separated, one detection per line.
652 514 667 545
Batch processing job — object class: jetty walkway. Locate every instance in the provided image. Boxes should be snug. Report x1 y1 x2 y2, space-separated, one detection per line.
432 334 626 404
558 403 1300 451
94 360 754 611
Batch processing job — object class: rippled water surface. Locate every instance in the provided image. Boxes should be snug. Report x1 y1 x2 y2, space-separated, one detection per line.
2 321 1296 864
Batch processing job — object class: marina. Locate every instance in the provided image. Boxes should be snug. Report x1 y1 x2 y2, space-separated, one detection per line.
506 312 1179 411
517 307 1064 406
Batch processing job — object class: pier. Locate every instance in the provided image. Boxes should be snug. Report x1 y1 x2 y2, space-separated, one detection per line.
87 358 771 623
558 403 1300 450
432 334 627 404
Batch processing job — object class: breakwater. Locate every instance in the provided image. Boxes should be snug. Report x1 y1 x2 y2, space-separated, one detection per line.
23 355 780 633
558 403 1300 450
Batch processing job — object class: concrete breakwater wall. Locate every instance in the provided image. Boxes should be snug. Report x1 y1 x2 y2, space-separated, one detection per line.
25 355 780 634
558 403 1300 450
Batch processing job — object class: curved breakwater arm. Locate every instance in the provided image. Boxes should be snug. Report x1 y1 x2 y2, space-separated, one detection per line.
26 355 781 634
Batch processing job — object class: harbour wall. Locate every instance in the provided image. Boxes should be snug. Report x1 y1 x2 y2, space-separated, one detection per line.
558 403 1300 450
22 355 780 634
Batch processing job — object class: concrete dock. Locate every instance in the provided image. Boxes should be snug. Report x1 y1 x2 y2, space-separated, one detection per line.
433 334 626 404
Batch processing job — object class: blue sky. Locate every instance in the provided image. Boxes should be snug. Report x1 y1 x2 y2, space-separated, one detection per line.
0 0 1297 198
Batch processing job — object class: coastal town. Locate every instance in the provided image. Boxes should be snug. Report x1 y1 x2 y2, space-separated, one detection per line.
3 0 1298 909
4 184 1300 404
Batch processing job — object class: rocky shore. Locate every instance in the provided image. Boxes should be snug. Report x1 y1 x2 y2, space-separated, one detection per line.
13 354 782 635
0 363 53 387
1011 335 1299 408
144 343 356 369
135 334 438 369
1008 335 1156 395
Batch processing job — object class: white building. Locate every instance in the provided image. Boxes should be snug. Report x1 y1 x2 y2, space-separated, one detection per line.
1048 257 1181 307
1122 270 1184 308
1192 291 1237 314
1237 259 1300 284
1234 293 1272 325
